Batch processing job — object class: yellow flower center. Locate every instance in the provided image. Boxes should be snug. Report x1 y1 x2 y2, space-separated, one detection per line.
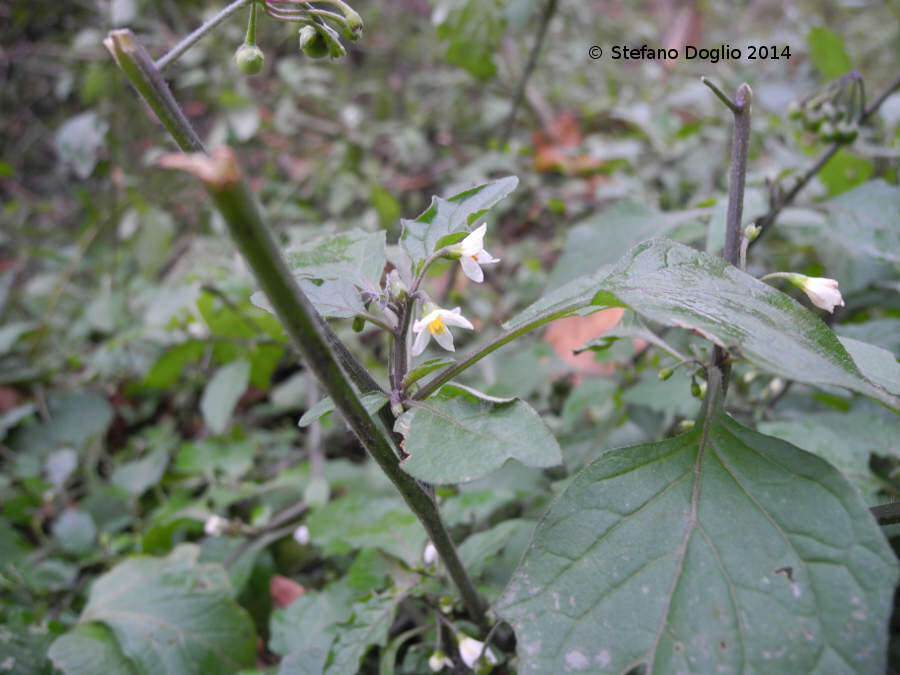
428 316 447 335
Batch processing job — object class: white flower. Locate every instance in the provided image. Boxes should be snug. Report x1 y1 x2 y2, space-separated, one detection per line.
454 223 500 283
204 515 228 537
799 276 845 313
456 634 498 669
411 304 474 355
761 272 846 313
428 650 453 672
292 524 310 545
423 542 438 565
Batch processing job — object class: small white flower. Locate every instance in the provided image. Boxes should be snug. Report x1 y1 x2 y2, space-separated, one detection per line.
761 272 846 313
453 223 500 283
799 276 845 313
411 304 474 355
428 650 453 672
292 524 310 546
423 542 438 565
456 634 498 669
204 515 228 537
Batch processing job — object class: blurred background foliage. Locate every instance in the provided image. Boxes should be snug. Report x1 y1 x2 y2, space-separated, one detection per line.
1 0 899 672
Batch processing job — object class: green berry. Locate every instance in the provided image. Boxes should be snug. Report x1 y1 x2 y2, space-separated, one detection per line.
690 378 702 398
234 43 264 75
818 121 837 143
787 101 803 120
352 315 366 332
299 25 329 59
658 368 674 381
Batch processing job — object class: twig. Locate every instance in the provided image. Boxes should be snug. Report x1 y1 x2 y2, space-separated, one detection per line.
155 0 251 71
500 0 559 146
750 70 900 248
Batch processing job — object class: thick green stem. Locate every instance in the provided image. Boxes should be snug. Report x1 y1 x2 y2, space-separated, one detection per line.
105 29 487 630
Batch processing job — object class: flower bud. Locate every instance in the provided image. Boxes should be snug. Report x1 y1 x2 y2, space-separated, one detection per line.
299 25 330 59
818 121 837 143
234 43 264 75
690 378 703 399
658 368 674 381
743 223 761 242
836 121 858 143
352 315 366 332
386 270 408 302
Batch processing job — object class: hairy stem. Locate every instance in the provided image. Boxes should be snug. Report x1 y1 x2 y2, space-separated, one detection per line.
155 0 251 71
704 80 752 389
105 29 487 629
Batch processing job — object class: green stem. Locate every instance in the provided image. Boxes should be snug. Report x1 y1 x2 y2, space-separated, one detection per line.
155 0 251 71
244 0 259 46
105 29 487 631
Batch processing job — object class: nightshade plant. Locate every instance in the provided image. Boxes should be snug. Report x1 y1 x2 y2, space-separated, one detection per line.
38 3 900 673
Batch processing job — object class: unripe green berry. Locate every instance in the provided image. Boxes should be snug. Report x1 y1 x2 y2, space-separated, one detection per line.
352 315 366 332
690 378 703 398
658 368 674 381
803 111 824 132
299 25 329 59
234 43 264 75
787 101 803 120
820 102 836 121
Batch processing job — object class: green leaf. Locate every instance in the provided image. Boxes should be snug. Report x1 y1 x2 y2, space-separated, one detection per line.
838 336 900 397
269 582 354 657
497 408 898 674
550 202 709 290
306 493 427 566
144 340 205 388
403 357 456 387
285 229 386 292
0 320 37 355
252 278 367 320
758 411 898 505
400 176 518 266
48 623 136 675
77 544 256 674
519 239 897 406
837 318 900 354
52 509 97 555
437 0 503 79
817 150 872 197
200 359 250 434
325 588 410 675
298 391 389 428
807 27 852 79
278 647 331 675
54 111 108 179
502 273 621 333
822 180 900 263
396 384 562 484
110 448 169 497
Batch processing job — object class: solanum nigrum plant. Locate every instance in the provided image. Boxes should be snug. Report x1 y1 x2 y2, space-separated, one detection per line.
40 3 900 673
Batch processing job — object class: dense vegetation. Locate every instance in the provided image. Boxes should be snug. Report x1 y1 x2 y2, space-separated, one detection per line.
2 1 899 673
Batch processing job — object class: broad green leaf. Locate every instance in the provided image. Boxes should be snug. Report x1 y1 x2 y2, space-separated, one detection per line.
306 493 427 566
0 320 36 355
458 518 535 578
48 623 136 675
77 544 256 674
0 617 57 675
807 27 852 79
200 359 250 434
396 384 562 484
269 582 354 657
437 0 503 79
837 318 900 354
110 448 169 497
10 390 113 454
822 180 900 263
325 588 410 675
497 408 898 674
400 176 518 265
252 277 366 320
501 272 619 333
515 239 897 406
54 111 108 179
550 202 709 289
758 411 899 504
298 391 389 427
144 340 205 388
52 509 97 555
285 229 386 292
818 150 872 197
838 336 900 396
278 647 330 675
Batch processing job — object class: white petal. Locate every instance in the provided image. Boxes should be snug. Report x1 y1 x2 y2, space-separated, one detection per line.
473 249 500 264
459 255 484 283
411 327 431 355
460 223 487 256
413 310 441 332
439 308 474 330
432 326 455 351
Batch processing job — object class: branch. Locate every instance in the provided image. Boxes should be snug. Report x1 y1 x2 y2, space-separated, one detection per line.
105 29 488 630
751 70 900 248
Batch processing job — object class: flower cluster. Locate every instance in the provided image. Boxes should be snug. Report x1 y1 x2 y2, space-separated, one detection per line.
411 224 500 355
